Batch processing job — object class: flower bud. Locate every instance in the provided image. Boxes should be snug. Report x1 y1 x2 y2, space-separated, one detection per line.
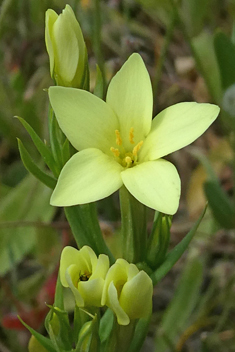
45 5 88 88
60 246 109 307
101 259 153 325
146 212 172 269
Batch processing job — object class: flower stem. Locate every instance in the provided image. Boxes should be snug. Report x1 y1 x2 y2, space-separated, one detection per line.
119 186 147 263
64 204 115 264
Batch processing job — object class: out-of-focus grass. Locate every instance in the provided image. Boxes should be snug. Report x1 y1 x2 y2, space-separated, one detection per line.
0 1 234 351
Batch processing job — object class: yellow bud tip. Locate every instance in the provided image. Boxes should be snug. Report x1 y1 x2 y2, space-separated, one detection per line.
110 147 120 157
115 130 122 146
129 127 135 144
133 141 143 156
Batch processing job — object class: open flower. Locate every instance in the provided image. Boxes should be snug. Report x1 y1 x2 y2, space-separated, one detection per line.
101 259 153 325
49 53 219 214
60 246 109 307
45 5 87 88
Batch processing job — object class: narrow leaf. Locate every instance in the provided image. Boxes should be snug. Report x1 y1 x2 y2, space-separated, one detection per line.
204 180 235 229
151 206 206 285
18 316 56 352
93 65 104 99
214 31 235 89
16 116 59 176
18 138 57 189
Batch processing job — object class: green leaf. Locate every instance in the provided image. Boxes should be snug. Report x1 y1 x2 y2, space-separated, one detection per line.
154 257 204 351
61 138 71 165
16 116 59 176
18 138 57 189
181 0 210 37
0 175 55 275
18 316 56 352
192 32 222 103
214 31 235 90
54 274 64 311
151 206 206 285
204 180 235 229
93 65 104 99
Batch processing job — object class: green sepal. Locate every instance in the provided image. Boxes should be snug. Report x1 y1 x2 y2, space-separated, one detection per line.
99 308 114 344
81 49 90 91
151 205 207 285
214 31 235 90
45 305 73 351
16 116 59 177
75 314 100 352
93 65 104 99
18 316 56 352
61 138 71 165
54 274 64 310
146 212 172 269
73 307 91 346
204 180 235 229
49 109 64 171
17 138 57 189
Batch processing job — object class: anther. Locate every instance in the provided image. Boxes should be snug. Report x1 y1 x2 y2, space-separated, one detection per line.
110 147 120 157
133 141 143 156
129 127 135 144
115 130 122 146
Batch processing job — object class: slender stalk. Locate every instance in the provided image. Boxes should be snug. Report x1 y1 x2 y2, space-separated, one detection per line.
119 186 147 263
93 0 106 90
153 11 177 101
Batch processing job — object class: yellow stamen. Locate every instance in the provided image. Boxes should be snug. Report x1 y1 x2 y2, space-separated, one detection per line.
129 127 135 144
124 156 132 167
133 141 143 156
115 130 122 146
110 147 120 157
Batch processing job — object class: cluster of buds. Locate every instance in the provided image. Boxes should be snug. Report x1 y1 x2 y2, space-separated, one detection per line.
60 246 153 326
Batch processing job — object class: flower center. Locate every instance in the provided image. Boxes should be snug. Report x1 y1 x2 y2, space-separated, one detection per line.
110 128 143 168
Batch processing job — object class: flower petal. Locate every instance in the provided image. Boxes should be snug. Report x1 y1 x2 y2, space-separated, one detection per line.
50 148 123 206
60 246 86 287
65 265 84 306
106 53 153 149
121 159 181 215
91 254 110 280
78 278 104 307
140 102 220 161
107 281 130 325
53 9 79 83
49 87 119 154
45 9 58 77
119 271 153 320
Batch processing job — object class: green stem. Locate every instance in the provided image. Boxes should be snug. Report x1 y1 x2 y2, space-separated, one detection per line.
153 11 176 101
93 0 106 91
64 204 115 264
119 186 147 263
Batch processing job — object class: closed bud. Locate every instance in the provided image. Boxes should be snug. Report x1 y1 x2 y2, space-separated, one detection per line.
146 212 172 269
60 246 109 307
45 5 88 88
101 259 153 326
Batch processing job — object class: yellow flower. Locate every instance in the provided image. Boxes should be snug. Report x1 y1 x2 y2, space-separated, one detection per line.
45 5 87 88
101 259 153 325
60 246 109 307
49 53 219 214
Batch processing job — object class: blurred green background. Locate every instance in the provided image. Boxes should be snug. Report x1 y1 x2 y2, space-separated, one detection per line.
0 0 235 351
